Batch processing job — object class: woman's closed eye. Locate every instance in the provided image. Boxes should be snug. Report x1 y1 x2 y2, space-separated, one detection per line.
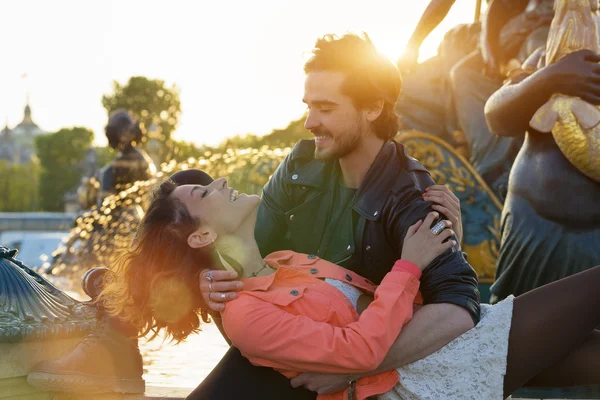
191 186 209 199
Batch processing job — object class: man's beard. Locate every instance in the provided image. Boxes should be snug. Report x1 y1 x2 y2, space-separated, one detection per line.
313 125 363 161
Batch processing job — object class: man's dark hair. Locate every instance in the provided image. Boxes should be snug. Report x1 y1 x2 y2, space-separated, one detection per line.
304 33 403 140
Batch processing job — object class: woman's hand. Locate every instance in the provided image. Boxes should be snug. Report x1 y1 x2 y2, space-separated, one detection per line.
402 212 456 271
199 269 243 312
423 185 462 244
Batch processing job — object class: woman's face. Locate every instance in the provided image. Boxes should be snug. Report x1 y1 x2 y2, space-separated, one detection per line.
171 177 261 237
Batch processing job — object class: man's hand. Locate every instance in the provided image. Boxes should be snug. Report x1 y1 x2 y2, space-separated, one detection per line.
199 269 243 312
423 185 463 244
290 373 349 395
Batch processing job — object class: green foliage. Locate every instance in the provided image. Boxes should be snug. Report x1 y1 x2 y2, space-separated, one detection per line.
0 160 41 211
167 139 207 162
35 127 95 211
101 76 181 159
213 115 310 152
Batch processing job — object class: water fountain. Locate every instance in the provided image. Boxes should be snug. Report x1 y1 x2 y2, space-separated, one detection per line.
0 146 289 398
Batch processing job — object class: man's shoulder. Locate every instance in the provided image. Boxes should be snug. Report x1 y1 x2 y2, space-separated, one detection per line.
389 140 432 193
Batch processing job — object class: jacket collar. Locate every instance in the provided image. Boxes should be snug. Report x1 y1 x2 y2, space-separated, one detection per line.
284 141 415 222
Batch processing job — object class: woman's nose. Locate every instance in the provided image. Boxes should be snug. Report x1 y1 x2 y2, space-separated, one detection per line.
213 177 227 188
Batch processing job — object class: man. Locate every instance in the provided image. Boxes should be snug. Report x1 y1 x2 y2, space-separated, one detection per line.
485 46 600 303
189 33 479 399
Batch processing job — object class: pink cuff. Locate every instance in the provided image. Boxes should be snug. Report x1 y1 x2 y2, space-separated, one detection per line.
391 260 422 279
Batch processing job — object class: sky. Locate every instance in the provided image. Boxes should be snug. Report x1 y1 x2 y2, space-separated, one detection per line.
0 0 483 147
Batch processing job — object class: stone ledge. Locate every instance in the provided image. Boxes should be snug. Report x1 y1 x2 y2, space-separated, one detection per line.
0 378 191 400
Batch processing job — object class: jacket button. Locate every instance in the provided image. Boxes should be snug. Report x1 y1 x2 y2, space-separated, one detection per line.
289 214 295 221
290 289 299 296
366 245 371 251
307 254 316 259
373 211 378 216
346 244 351 251
345 274 353 282
292 174 299 180
309 268 318 274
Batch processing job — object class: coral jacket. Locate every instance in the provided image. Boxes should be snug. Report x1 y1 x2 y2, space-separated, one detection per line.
221 251 422 400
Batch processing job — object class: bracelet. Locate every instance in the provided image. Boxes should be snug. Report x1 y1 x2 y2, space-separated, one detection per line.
347 375 357 400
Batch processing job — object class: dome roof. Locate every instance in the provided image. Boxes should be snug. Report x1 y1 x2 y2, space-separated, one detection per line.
12 103 44 137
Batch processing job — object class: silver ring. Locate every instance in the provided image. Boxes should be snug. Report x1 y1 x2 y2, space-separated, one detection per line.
209 282 214 292
220 293 226 301
206 270 213 282
430 221 446 235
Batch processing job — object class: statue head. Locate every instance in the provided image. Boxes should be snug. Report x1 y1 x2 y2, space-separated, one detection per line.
105 109 143 151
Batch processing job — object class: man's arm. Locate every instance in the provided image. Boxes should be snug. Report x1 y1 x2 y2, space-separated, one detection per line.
373 303 472 371
290 303 472 395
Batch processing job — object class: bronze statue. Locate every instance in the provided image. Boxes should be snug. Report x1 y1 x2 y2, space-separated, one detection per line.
485 0 600 302
50 110 156 277
397 0 555 198
529 0 600 182
97 109 156 205
0 247 97 393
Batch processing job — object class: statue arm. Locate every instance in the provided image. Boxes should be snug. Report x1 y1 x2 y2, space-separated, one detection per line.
484 48 557 137
406 0 456 49
480 0 530 68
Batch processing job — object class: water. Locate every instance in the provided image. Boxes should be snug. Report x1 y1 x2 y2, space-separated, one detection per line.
59 286 228 390
139 323 228 389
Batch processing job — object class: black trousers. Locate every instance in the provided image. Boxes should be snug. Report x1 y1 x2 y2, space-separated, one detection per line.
186 346 317 400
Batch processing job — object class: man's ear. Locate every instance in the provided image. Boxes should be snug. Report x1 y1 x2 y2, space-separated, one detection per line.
365 99 384 122
188 228 217 249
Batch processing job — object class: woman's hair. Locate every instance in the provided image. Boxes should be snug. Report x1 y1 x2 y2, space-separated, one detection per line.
304 33 403 141
99 179 213 342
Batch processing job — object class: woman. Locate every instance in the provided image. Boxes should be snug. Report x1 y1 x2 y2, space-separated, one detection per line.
100 171 600 400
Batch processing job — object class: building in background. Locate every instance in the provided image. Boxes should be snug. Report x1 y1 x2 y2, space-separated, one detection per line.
0 102 45 164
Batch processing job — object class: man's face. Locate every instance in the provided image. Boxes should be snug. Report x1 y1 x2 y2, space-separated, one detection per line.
303 71 368 161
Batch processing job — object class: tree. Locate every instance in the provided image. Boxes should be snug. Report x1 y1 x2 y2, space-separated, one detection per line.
101 76 181 161
35 127 94 211
0 160 41 211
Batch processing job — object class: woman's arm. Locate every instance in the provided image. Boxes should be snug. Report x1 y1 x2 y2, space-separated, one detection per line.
222 261 421 374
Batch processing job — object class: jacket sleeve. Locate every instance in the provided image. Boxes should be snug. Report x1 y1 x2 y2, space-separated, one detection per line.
221 262 421 374
255 152 294 257
387 185 481 324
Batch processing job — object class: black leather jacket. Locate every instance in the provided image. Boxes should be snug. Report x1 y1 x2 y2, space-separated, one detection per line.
256 140 481 324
